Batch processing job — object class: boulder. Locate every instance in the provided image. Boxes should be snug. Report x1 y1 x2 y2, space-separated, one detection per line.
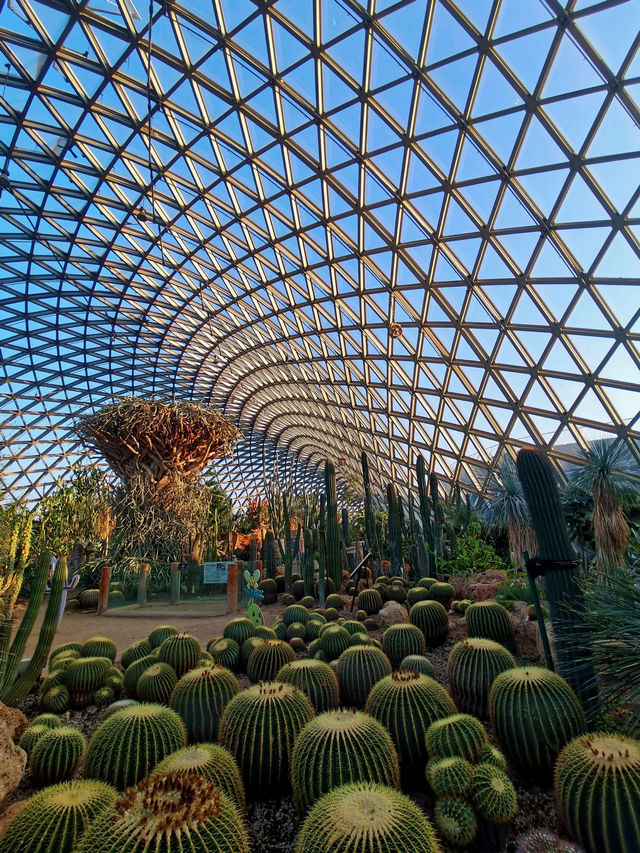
0 703 27 741
379 601 409 628
464 569 509 601
0 732 26 807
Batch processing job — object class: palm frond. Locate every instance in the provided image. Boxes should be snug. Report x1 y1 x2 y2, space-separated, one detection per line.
568 438 640 497
480 455 531 528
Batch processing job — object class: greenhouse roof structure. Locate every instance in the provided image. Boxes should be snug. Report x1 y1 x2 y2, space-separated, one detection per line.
0 0 639 503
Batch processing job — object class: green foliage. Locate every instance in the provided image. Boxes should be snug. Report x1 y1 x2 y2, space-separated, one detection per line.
436 520 508 578
409 600 449 647
381 623 426 669
426 756 474 798
465 601 516 652
276 659 340 713
336 646 391 707
447 637 516 720
433 797 478 848
425 713 488 763
291 710 400 813
136 662 177 704
246 639 296 683
170 664 239 742
152 743 245 812
157 633 201 677
30 726 86 786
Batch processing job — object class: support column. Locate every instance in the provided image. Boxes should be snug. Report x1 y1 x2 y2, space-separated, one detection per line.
226 562 238 615
97 565 111 615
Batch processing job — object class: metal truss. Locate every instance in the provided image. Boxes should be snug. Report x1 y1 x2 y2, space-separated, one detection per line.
0 0 639 506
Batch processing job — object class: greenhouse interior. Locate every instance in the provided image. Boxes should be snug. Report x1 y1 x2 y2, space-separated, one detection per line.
0 0 639 851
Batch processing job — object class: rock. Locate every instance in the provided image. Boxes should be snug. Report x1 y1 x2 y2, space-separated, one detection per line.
464 569 509 601
448 575 467 599
379 601 409 628
0 703 27 741
0 735 26 807
0 798 27 836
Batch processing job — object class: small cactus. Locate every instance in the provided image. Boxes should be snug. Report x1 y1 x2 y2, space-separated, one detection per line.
433 796 478 848
49 642 81 665
246 639 296 683
465 601 516 652
409 600 449 647
80 637 116 662
447 637 516 720
357 588 383 615
123 653 157 697
30 726 86 786
515 828 585 853
120 639 153 669
407 587 431 606
324 594 344 611
283 604 310 626
255 626 277 640
31 713 60 729
65 657 110 693
223 617 256 646
152 743 245 812
381 623 426 669
429 581 455 610
341 620 366 636
40 684 70 713
335 646 391 707
318 624 351 660
472 763 517 824
136 661 177 705
156 633 201 677
240 636 265 670
425 755 474 798
276 659 340 713
425 713 489 763
147 624 178 649
169 664 239 742
79 589 99 609
19 723 51 756
399 655 435 678
286 622 307 641
207 637 240 671
478 743 507 770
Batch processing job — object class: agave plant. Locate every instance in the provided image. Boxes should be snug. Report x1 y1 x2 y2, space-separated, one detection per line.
568 438 639 579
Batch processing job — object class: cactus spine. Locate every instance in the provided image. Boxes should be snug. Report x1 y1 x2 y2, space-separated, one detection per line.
157 633 201 677
426 756 474 798
336 646 392 707
465 601 516 652
447 638 516 720
425 713 489 763
246 639 296 683
276 659 340 713
152 743 245 812
382 623 426 669
30 726 86 786
136 662 177 705
170 664 239 741
147 624 178 649
409 600 449 647
433 796 478 848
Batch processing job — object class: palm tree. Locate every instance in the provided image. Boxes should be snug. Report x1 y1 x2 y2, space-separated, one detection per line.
568 438 639 579
480 454 537 571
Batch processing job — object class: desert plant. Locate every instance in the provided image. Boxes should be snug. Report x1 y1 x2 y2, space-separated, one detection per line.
123 653 157 697
399 654 435 677
478 743 507 770
433 796 478 848
80 637 116 662
276 659 340 713
472 763 518 823
425 713 488 763
223 617 256 645
65 657 110 694
381 623 426 669
31 713 61 729
335 646 391 707
318 624 351 660
152 743 245 811
30 726 86 786
40 684 70 713
207 637 240 671
515 829 585 853
49 642 81 664
156 633 201 677
148 624 178 648
425 756 474 798
246 639 296 683
169 664 239 742
283 604 310 626
79 589 100 609
135 661 177 704
409 600 449 647
240 636 264 669
357 588 383 615
120 639 153 669
447 637 516 720
19 723 51 756
429 582 455 610
465 601 516 652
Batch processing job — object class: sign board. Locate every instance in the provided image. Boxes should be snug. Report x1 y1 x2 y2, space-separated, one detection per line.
203 561 230 584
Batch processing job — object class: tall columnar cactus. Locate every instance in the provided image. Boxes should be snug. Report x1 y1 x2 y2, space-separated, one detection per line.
84 703 186 790
516 447 597 717
335 645 392 707
465 601 516 652
276 659 340 713
425 713 489 763
78 773 250 853
409 600 449 647
249 538 257 572
489 666 586 778
219 681 314 794
366 670 457 778
554 732 640 853
263 529 277 580
246 639 296 683
157 633 201 677
324 460 341 590
318 494 327 607
416 454 434 574
294 782 442 853
281 492 300 593
361 451 381 574
430 473 445 568
291 710 400 813
0 780 118 853
341 507 354 570
30 726 86 786
447 638 516 720
386 483 404 576
382 623 426 669
302 527 315 597
170 664 239 742
152 743 245 812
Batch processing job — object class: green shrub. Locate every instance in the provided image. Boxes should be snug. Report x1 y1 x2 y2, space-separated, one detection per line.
447 637 516 720
276 659 340 713
136 662 177 705
381 623 425 669
170 664 238 742
152 743 245 812
156 633 201 677
335 646 391 707
30 726 86 786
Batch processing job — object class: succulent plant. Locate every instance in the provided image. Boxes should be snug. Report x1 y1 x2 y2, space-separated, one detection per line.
276 659 340 713
292 579 305 600
259 578 278 604
429 581 455 610
78 772 249 853
147 624 178 648
324 594 344 611
335 645 391 707
425 755 474 798
19 723 51 756
300 596 316 609
286 622 307 641
223 617 256 646
120 639 153 669
472 763 517 824
80 637 116 662
39 684 70 713
208 637 240 671
387 584 406 603
30 726 86 786
93 686 115 706
49 651 81 672
323 607 340 622
317 624 350 660
407 587 432 606
157 633 201 677
123 653 157 697
84 702 186 790
79 589 99 609
434 796 478 848
31 713 61 729
554 732 640 853
515 828 585 853
282 592 296 606
425 713 489 763
366 670 457 778
465 601 516 652
240 636 265 669
283 604 310 626
254 626 277 640
65 657 110 693
417 577 438 589
291 710 400 813
305 620 324 641
399 654 436 678
273 621 288 640
102 699 137 718
0 780 118 853
490 666 586 778
39 670 66 697
49 642 82 665
381 623 426 669
478 743 507 770
357 588 383 616
409 600 449 647
447 637 516 720
246 639 296 683
294 782 441 853
135 661 177 705
341 619 366 636
152 743 245 812
169 664 239 742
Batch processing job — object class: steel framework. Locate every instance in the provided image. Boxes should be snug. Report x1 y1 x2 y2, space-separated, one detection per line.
0 0 638 504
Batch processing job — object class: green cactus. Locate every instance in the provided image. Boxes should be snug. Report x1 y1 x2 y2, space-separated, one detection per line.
324 593 343 610
78 773 249 853
386 483 404 576
222 617 256 646
433 797 478 848
263 529 277 580
49 642 81 665
94 686 115 706
425 713 489 763
39 669 66 696
429 581 455 610
409 600 449 647
255 625 277 640
554 732 640 853
169 664 239 742
207 637 240 671
240 636 265 669
123 653 157 697
84 702 186 790
399 654 435 678
276 659 340 713
425 756 474 798
0 780 118 853
246 638 296 683
357 588 383 615
490 666 586 778
273 621 287 640
386 583 406 603
152 743 245 812
361 452 382 577
283 603 310 626
324 460 341 590
407 587 431 606
65 657 110 694
366 670 457 778
429 472 444 566
291 710 400 813
416 455 433 576
19 723 51 756
292 579 305 600
79 589 100 609
30 726 86 786
40 684 70 713
417 577 438 589
120 639 153 669
31 713 61 729
465 601 516 652
323 606 339 622
80 637 116 662
319 624 351 660
478 743 507 771
259 577 278 604
102 699 137 718
472 763 518 823
335 645 392 707
286 622 307 641
515 829 585 853
294 781 441 853
447 637 516 720
147 624 178 649
305 620 324 641
381 623 426 669
135 662 177 704
341 619 366 636
157 633 201 677
219 681 314 794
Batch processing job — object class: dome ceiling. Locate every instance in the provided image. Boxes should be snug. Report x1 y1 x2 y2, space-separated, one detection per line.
0 0 639 503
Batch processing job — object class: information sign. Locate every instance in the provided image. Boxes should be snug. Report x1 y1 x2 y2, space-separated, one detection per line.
203 561 230 584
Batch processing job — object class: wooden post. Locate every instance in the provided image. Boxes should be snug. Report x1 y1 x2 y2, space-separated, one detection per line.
97 565 111 615
226 562 238 615
137 563 150 606
254 559 262 578
169 562 180 605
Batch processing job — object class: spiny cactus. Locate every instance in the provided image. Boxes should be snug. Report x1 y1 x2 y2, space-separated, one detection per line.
259 578 278 604
102 699 137 718
219 681 314 794
286 622 307 641
255 625 277 640
240 636 265 669
433 797 478 848
294 781 441 853
147 624 178 649
120 639 153 669
31 713 61 729
49 642 81 665
335 646 391 707
407 587 431 606
0 780 118 853
478 743 507 771
399 654 436 678
276 659 340 713
387 583 406 603
381 623 426 669
366 670 457 778
80 637 116 662
324 607 339 622
305 620 324 641
283 604 310 626
135 661 177 705
342 620 367 637
409 600 449 647
79 589 100 609
472 763 518 824
65 657 111 693
40 684 70 713
94 686 115 706
208 637 240 672
246 639 296 683
291 710 400 813
19 723 51 756
123 653 157 697
425 755 474 798
357 588 383 615
325 593 344 611
465 601 516 652
84 702 186 790
447 637 516 720
152 743 245 812
319 624 351 660
30 726 86 786
156 633 201 677
515 829 586 853
425 713 489 763
78 772 249 853
169 664 239 742
223 617 256 646
490 666 586 778
429 582 455 610
39 669 66 696
554 732 640 853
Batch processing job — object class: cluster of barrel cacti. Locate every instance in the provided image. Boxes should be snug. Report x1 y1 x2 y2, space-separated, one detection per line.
40 638 123 712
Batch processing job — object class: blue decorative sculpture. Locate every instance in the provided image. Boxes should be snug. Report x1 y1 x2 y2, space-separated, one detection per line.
244 568 264 627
